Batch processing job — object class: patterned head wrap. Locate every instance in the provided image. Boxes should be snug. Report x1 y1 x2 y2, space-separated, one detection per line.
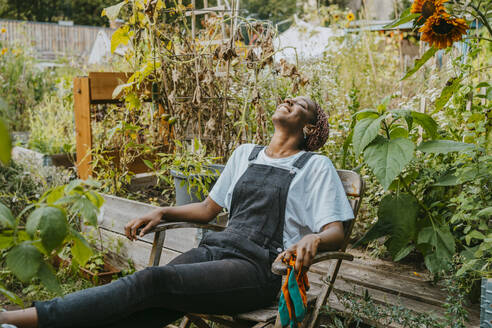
304 101 329 151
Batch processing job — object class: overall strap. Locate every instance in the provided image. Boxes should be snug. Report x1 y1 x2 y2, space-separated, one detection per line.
248 145 265 161
292 152 314 169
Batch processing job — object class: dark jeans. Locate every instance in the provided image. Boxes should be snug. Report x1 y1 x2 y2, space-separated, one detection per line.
34 246 281 328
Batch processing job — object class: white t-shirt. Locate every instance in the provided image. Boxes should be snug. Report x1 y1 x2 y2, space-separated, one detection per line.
209 144 354 248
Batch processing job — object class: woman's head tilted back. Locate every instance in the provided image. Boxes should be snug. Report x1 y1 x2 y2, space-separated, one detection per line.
303 99 329 151
272 96 329 151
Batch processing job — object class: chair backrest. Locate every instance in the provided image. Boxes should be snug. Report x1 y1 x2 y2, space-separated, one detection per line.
336 169 365 251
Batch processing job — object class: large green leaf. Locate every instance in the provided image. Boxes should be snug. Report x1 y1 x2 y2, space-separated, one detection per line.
0 232 13 249
364 137 415 190
0 282 23 307
417 140 476 154
477 207 492 218
432 173 460 186
411 111 438 139
418 225 456 273
6 242 43 282
70 228 93 266
37 262 62 295
402 47 438 80
434 77 461 112
36 206 68 253
0 118 11 164
353 116 384 156
72 197 99 226
0 201 15 228
383 8 421 28
26 206 44 237
354 193 419 261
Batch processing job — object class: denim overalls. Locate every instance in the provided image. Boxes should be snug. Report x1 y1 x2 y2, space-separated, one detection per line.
35 146 314 328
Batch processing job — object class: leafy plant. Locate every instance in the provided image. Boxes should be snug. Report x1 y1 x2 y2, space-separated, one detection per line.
148 138 222 201
0 179 103 303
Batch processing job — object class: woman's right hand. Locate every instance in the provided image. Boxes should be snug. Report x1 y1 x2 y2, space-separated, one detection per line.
124 208 166 241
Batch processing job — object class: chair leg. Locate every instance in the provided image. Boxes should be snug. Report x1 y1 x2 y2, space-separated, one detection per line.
148 230 166 267
307 259 343 328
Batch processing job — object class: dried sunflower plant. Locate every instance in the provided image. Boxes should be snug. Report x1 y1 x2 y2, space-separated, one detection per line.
96 0 303 193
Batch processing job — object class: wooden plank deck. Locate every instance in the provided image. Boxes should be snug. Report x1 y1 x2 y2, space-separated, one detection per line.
96 195 480 327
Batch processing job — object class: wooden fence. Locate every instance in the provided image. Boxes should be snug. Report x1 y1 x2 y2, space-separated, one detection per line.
0 19 113 60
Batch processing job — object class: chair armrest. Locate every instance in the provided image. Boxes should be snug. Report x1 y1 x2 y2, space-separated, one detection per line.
146 221 226 234
271 251 354 275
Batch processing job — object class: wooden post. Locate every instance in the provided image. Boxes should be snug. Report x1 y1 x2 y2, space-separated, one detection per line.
74 77 92 180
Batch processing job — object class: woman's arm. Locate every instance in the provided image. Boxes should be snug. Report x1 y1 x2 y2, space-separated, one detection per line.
124 196 223 241
276 221 345 272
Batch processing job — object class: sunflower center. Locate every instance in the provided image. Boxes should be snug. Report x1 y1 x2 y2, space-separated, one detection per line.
422 1 436 19
431 19 454 34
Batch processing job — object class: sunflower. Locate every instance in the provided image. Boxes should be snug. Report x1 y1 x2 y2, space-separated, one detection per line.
0 28 6 33
420 14 468 49
411 0 447 21
346 12 355 22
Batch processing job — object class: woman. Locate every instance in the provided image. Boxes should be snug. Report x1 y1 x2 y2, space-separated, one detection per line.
0 97 354 328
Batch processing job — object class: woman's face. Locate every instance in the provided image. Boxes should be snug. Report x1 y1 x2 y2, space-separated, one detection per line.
272 97 316 130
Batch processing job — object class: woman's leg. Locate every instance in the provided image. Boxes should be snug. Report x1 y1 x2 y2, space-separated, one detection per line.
1 247 211 328
3 246 280 328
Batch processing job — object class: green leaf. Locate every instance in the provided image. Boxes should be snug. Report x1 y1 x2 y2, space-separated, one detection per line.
418 225 455 273
111 25 130 54
0 118 11 164
435 77 461 111
417 140 476 154
402 47 438 80
411 111 438 139
6 242 43 282
37 262 62 295
26 207 44 237
363 137 415 190
70 228 93 266
432 173 460 186
354 109 379 120
37 207 68 253
143 159 154 170
0 282 23 307
394 244 415 262
383 8 421 28
389 126 408 139
465 230 485 245
0 232 13 249
45 185 66 204
86 190 105 209
0 201 15 228
391 109 413 131
73 197 99 226
477 207 492 218
353 116 384 156
102 1 126 20
354 193 419 260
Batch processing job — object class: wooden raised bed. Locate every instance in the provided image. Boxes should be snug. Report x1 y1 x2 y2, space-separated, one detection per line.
74 72 170 180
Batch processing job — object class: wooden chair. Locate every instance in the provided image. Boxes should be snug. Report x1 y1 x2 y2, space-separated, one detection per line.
146 169 364 328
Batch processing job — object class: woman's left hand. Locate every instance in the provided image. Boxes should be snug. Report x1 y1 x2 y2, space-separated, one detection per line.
275 234 321 272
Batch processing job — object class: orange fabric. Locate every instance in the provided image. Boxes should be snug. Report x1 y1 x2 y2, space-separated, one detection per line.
281 254 310 317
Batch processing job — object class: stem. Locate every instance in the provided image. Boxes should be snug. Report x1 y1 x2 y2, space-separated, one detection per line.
383 120 391 139
469 4 492 37
399 176 437 229
464 36 492 43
